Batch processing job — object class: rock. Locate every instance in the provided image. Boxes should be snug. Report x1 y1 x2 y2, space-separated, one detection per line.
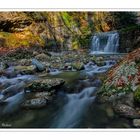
133 119 140 127
72 62 84 71
33 51 39 56
26 78 65 92
27 90 56 100
96 61 106 67
106 107 114 118
90 56 97 62
32 59 45 72
35 53 50 61
114 104 140 119
96 57 104 62
22 98 47 109
14 65 36 74
63 63 72 70
18 59 31 66
34 90 55 101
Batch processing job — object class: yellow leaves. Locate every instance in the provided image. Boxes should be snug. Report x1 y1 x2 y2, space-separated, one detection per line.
72 40 79 50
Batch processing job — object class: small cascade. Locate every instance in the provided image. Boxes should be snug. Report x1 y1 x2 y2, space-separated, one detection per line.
83 60 116 77
0 74 37 115
91 31 119 54
51 87 96 128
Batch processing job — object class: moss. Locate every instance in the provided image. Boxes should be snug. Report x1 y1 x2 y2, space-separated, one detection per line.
72 62 84 70
119 25 140 33
134 86 140 103
0 29 45 48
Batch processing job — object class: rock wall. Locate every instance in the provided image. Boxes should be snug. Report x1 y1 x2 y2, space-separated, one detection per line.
119 25 140 53
0 12 139 51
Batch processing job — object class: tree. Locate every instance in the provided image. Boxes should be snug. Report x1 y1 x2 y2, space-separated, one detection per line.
111 12 137 29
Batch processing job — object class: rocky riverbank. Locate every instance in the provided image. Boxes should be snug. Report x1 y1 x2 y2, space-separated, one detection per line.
97 48 140 127
1 47 132 128
0 48 121 112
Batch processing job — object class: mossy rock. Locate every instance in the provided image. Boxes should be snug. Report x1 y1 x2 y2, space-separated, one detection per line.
90 55 97 63
96 61 106 67
72 62 84 71
134 86 140 103
14 65 36 74
26 78 65 92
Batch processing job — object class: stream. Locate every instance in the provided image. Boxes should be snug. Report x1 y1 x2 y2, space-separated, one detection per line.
0 31 133 128
0 58 132 128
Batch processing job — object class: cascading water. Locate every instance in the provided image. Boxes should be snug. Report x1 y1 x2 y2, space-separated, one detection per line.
51 87 96 128
90 31 119 54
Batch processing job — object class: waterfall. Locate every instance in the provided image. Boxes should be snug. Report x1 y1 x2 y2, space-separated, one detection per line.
51 87 96 128
91 31 119 54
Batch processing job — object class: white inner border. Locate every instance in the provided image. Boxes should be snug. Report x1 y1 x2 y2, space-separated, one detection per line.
0 2 140 135
0 0 140 9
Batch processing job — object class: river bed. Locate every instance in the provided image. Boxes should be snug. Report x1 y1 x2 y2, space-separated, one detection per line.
0 57 133 128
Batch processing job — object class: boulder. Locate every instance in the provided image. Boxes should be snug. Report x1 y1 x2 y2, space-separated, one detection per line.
22 98 47 109
26 78 65 92
35 53 50 61
96 61 106 67
32 59 45 72
133 119 140 127
14 65 36 74
113 104 140 119
18 59 31 66
72 62 84 71
33 90 56 101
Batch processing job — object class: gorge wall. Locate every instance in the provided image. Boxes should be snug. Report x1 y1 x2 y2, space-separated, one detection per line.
0 12 139 52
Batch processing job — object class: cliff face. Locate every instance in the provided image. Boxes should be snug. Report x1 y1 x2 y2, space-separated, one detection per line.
0 12 139 51
0 12 115 50
119 26 140 53
0 12 45 48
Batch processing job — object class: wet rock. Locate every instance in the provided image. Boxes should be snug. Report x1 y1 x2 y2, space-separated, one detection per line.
133 119 140 127
90 56 97 62
96 57 104 61
34 90 55 101
32 59 45 72
35 53 50 61
114 104 140 119
18 59 31 66
22 98 47 109
63 63 72 71
72 62 84 71
106 107 114 118
14 65 36 74
26 78 65 92
96 61 106 67
33 51 39 56
25 89 56 101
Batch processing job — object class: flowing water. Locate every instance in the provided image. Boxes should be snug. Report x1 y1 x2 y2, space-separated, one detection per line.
0 31 132 128
90 31 119 54
0 58 132 128
51 87 96 128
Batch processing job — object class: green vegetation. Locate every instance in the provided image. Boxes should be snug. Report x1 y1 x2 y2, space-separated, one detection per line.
134 86 140 103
